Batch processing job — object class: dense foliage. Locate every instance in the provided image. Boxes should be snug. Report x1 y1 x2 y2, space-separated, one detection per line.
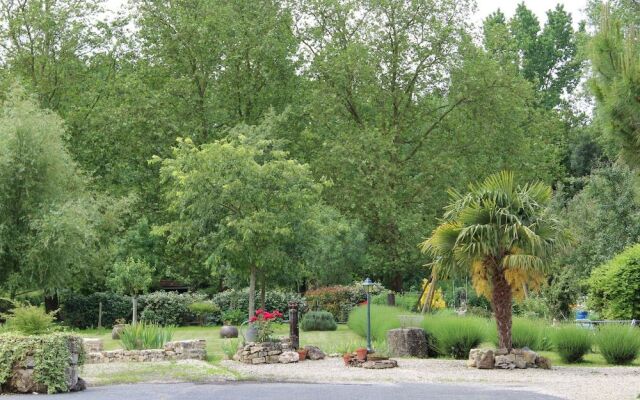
588 244 640 319
552 325 592 363
140 292 206 327
0 333 85 394
301 311 338 332
306 284 383 322
1 305 57 335
60 292 132 329
595 325 640 365
120 323 174 350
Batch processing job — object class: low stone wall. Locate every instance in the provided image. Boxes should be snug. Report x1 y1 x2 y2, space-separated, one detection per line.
235 339 291 364
86 339 206 364
467 348 551 370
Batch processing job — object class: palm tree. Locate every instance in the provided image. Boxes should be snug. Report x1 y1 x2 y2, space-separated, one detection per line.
420 171 564 350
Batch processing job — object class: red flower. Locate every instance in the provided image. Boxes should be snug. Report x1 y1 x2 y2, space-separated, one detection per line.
273 310 283 318
263 312 274 320
256 309 264 315
249 316 258 323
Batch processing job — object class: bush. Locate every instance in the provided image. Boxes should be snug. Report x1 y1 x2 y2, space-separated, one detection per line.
0 333 85 393
301 311 338 331
307 283 384 323
221 338 240 359
60 291 131 329
139 291 206 326
188 302 220 326
423 315 488 359
0 298 15 323
2 305 57 335
595 325 640 365
588 244 640 320
212 288 304 321
347 305 403 341
221 309 247 325
120 322 174 350
488 317 550 351
552 325 592 363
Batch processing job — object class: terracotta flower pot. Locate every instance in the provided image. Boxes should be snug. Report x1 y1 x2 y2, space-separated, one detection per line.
343 353 352 366
356 347 368 361
297 349 307 361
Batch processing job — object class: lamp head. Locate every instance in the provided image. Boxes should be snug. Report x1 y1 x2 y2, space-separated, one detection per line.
363 277 374 292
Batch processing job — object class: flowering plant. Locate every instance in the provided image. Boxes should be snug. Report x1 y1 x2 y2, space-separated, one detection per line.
250 309 283 342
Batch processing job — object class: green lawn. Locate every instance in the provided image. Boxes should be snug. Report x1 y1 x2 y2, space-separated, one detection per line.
76 324 364 363
76 324 640 367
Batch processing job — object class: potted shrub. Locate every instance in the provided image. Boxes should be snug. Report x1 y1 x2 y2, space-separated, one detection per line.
342 353 352 366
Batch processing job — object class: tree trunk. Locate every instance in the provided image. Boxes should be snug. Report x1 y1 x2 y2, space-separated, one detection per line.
421 272 438 314
132 296 138 325
260 273 266 310
491 265 513 351
249 265 256 319
44 293 60 321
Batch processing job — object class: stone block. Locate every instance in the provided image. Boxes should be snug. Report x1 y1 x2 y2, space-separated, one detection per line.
251 357 266 364
467 349 479 367
279 351 299 364
304 345 326 360
83 338 104 353
476 349 495 369
387 328 429 358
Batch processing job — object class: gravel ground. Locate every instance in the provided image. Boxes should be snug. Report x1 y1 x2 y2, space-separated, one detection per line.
222 357 640 400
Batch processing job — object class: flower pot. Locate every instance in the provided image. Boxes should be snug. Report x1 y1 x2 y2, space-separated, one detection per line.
220 325 239 338
356 348 368 361
297 349 307 361
343 353 352 366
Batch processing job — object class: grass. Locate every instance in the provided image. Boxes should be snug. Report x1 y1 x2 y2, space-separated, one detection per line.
595 325 640 365
551 324 593 363
422 314 489 359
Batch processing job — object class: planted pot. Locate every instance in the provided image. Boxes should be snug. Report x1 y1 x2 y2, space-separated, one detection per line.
220 325 239 338
356 348 368 361
343 353 352 366
297 349 307 361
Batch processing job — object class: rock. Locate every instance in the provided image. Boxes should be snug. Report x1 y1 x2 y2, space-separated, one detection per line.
495 354 516 369
83 338 103 353
304 345 326 360
361 360 398 369
495 348 509 356
514 354 527 369
467 349 479 367
476 349 495 369
70 377 87 392
523 349 538 367
387 328 429 358
279 351 300 363
9 369 46 394
251 357 266 364
535 356 552 370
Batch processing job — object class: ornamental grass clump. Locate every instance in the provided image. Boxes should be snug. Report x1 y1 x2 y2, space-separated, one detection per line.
347 305 404 341
120 322 173 350
1 305 57 335
422 315 488 359
552 325 592 363
595 325 640 365
301 311 338 331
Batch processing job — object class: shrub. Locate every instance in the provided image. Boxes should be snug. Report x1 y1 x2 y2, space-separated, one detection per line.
60 291 131 329
347 305 403 341
139 291 206 326
0 333 85 394
2 305 57 335
120 322 174 350
588 244 640 319
423 315 488 359
301 311 337 331
307 283 383 322
221 309 247 325
552 325 592 363
212 288 304 321
221 338 239 359
489 317 551 350
595 325 640 365
0 298 15 323
188 302 220 326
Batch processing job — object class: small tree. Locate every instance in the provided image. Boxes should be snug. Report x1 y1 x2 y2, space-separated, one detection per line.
107 258 153 325
421 171 564 350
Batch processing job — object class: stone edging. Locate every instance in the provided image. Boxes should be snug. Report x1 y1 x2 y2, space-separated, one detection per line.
84 339 206 364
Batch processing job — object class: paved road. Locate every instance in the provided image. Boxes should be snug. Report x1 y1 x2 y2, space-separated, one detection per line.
1 382 562 399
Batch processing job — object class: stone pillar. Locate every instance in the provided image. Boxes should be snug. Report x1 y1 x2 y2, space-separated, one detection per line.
387 328 429 358
288 301 299 350
387 292 396 306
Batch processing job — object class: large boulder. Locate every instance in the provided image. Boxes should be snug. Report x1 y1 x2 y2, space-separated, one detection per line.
387 328 429 358
304 345 325 360
279 351 300 364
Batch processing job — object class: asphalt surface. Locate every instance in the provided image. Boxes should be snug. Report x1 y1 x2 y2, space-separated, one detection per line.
1 382 562 399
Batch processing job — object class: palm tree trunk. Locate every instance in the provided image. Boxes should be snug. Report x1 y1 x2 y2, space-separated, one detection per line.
249 265 256 319
491 267 513 351
421 272 438 314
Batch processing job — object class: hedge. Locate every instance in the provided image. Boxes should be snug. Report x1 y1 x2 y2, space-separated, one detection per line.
306 284 383 322
60 292 132 329
0 333 85 394
139 292 207 326
212 288 305 320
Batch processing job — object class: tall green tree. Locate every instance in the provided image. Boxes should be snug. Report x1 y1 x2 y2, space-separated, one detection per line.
156 119 362 316
107 257 153 324
0 85 94 306
421 172 564 350
483 3 584 109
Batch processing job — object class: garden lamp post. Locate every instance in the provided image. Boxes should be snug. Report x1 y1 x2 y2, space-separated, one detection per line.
363 277 374 352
